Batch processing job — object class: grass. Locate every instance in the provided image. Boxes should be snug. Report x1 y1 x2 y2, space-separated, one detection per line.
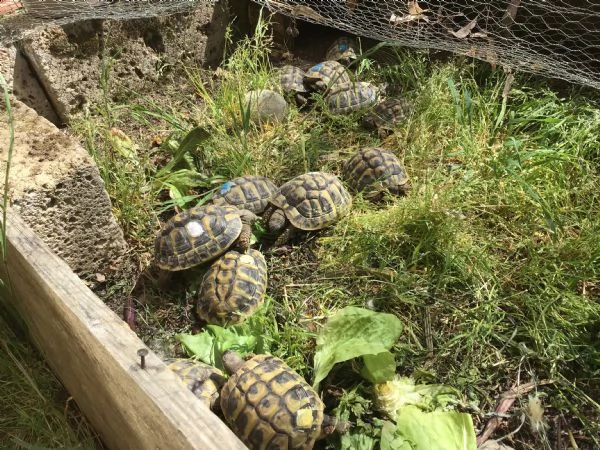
69 18 600 450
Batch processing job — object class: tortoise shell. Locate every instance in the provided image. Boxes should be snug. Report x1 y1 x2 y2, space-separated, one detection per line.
268 172 352 231
325 36 358 63
196 249 268 326
362 98 412 133
303 60 352 93
325 82 379 114
280 65 308 94
220 353 326 449
165 358 226 409
154 204 244 271
343 147 410 196
212 176 278 214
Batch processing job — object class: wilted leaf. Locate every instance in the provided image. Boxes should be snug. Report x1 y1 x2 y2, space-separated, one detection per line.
108 127 137 161
407 0 424 15
313 306 402 389
374 375 462 418
450 18 478 39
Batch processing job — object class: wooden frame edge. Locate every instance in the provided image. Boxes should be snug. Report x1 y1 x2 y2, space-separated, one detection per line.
1 208 246 450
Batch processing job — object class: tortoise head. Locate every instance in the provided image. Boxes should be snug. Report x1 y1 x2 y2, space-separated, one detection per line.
222 350 245 375
319 414 351 440
235 209 257 252
267 208 287 233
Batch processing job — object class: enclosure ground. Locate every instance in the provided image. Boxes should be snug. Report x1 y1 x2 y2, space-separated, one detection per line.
16 20 600 450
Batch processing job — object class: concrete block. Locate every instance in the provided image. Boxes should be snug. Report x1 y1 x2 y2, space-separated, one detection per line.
19 2 231 123
0 97 127 275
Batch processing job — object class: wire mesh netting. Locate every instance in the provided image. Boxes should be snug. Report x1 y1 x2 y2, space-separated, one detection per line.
0 0 201 43
1 0 600 90
253 0 600 90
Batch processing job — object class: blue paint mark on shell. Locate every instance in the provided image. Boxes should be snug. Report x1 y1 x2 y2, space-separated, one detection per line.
219 181 235 194
339 43 348 51
310 62 324 72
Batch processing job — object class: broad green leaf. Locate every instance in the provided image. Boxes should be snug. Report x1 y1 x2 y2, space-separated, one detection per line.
361 351 397 383
158 126 211 175
340 430 378 450
177 299 274 370
395 405 477 450
177 326 257 370
380 420 411 450
313 306 402 389
176 332 214 363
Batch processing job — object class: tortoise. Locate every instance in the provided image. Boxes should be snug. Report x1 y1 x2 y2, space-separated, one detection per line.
262 171 352 245
280 65 310 106
165 358 226 410
303 60 352 94
154 204 257 271
361 98 413 138
325 36 359 64
212 175 278 215
196 249 268 326
342 147 411 198
220 351 349 449
325 81 379 114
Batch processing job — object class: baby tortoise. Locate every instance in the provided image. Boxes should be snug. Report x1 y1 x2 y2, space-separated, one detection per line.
196 249 268 326
212 175 278 215
343 147 411 199
325 81 379 114
220 351 349 449
325 36 359 64
280 65 310 106
362 98 413 138
165 358 226 410
262 171 352 245
303 60 352 94
154 204 257 271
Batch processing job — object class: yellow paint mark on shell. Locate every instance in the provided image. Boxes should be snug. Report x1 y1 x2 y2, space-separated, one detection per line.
239 254 255 264
296 408 314 428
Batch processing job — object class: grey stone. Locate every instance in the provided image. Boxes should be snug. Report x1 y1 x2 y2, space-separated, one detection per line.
19 2 231 123
0 97 127 276
0 44 59 124
244 89 288 124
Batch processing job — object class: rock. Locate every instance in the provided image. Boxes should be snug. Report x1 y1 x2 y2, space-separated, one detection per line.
18 2 230 123
0 44 59 124
0 97 127 275
244 89 288 124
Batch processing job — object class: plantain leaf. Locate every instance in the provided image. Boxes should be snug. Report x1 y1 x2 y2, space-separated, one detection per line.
312 306 402 389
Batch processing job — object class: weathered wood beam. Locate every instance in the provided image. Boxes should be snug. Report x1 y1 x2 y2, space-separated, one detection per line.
0 208 247 450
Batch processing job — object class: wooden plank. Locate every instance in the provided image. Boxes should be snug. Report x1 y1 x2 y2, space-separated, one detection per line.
0 208 247 450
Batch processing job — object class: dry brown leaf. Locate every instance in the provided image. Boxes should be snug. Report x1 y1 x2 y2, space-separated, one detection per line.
347 0 358 11
450 17 478 39
95 273 106 283
390 11 430 25
407 0 423 15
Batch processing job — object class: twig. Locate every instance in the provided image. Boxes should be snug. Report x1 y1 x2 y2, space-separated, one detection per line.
476 379 553 446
